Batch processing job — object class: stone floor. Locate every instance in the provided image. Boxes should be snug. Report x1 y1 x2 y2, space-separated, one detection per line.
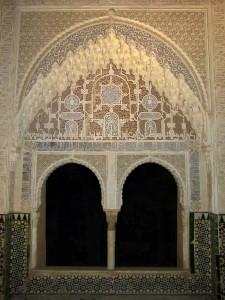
9 294 215 300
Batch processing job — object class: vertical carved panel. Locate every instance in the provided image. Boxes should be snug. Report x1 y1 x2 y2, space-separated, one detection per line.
0 0 17 212
21 152 33 212
213 1 225 212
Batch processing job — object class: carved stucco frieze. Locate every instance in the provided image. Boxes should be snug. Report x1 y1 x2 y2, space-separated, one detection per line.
0 1 211 218
18 10 208 105
152 154 186 184
18 0 213 5
117 154 186 185
15 23 206 148
24 140 192 152
18 10 107 91
36 154 64 184
21 152 33 212
117 10 207 89
36 153 106 185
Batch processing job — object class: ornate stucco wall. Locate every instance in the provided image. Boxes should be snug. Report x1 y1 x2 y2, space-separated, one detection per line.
0 0 225 299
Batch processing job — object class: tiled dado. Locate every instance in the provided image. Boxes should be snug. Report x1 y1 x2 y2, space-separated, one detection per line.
0 215 6 298
1 212 223 298
218 215 225 299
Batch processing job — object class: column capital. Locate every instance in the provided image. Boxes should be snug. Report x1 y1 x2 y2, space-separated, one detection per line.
105 209 119 230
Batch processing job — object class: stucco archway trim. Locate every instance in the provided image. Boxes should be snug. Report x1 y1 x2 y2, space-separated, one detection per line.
118 156 185 210
35 157 106 212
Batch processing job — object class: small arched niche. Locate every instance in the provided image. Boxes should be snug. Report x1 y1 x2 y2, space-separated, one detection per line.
116 162 182 268
37 163 107 268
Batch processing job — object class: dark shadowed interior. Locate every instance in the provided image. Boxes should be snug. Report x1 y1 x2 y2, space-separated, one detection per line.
116 163 177 267
46 163 107 267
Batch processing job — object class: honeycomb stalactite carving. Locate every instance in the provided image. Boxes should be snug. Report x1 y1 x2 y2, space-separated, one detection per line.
15 24 206 148
25 61 197 142
18 10 207 93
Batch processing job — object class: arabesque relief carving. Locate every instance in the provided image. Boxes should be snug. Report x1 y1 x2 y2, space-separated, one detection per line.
18 9 207 93
15 28 204 149
25 61 197 142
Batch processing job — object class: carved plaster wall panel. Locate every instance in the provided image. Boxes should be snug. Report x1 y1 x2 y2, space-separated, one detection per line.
18 11 206 109
117 154 148 185
17 6 205 215
18 10 107 91
117 10 207 89
21 152 33 212
0 0 17 212
21 145 200 212
212 0 225 212
14 11 209 153
25 140 195 152
18 9 207 95
20 23 203 99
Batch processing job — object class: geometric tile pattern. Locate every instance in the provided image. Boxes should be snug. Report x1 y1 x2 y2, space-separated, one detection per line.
210 214 218 298
5 212 216 297
1 212 224 297
218 215 225 299
189 213 212 294
0 215 6 297
7 214 30 294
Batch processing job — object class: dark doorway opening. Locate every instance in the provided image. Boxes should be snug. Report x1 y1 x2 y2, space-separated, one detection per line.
116 163 177 267
46 163 107 266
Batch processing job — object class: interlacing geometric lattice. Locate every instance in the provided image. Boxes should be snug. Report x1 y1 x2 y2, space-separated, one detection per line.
6 212 213 295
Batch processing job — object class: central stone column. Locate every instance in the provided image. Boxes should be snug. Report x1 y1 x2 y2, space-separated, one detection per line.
105 210 118 270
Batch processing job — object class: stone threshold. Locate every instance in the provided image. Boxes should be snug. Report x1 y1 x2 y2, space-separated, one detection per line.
9 294 215 300
29 267 190 277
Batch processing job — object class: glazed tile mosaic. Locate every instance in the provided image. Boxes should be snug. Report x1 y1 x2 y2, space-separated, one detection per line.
7 214 30 294
210 214 218 298
4 212 218 298
0 215 6 298
219 215 225 299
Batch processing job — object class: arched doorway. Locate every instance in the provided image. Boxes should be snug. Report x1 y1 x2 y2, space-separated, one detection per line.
45 163 107 267
116 163 177 267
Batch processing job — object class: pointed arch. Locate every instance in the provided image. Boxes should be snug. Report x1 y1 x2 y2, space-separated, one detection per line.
35 157 105 211
14 16 207 147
